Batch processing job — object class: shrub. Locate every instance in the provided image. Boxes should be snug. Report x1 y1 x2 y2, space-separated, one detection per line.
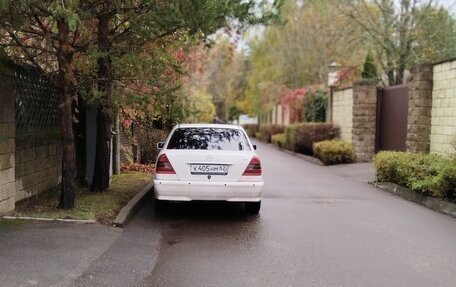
258 124 285 143
296 123 339 155
313 140 356 165
374 151 456 202
284 124 301 151
304 90 327 123
284 123 340 155
431 163 456 200
243 124 259 138
138 128 169 164
271 133 286 148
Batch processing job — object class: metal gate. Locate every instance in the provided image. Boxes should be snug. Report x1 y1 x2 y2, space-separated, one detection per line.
376 85 409 152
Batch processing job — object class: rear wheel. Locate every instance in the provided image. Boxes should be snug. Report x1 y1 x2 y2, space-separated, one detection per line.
245 201 261 214
154 197 168 213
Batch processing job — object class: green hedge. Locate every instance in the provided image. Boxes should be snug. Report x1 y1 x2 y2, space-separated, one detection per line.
258 124 285 143
314 140 356 165
284 123 340 155
374 151 456 201
304 91 327 122
271 133 286 148
284 124 300 151
243 124 259 138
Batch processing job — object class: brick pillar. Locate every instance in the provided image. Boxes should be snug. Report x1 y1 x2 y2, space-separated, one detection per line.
406 64 433 153
0 68 16 214
352 80 377 162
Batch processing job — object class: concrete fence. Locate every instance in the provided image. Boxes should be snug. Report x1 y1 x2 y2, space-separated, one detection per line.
332 58 456 160
0 64 62 215
333 80 378 162
259 104 295 126
332 88 353 142
430 61 456 156
0 72 16 213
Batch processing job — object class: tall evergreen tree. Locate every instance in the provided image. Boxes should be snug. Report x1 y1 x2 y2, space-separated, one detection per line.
361 51 378 79
86 0 281 192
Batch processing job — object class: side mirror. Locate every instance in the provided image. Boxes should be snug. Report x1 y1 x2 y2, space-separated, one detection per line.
157 142 165 150
252 144 257 150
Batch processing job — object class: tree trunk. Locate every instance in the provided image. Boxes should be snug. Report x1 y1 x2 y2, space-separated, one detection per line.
385 49 395 86
91 13 113 192
74 94 87 186
56 18 76 209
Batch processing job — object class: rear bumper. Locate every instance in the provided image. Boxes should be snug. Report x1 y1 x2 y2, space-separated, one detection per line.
153 180 263 202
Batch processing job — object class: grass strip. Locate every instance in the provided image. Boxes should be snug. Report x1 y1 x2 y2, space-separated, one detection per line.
10 172 151 225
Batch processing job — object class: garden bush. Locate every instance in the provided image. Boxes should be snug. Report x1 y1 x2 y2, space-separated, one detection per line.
284 124 301 151
432 164 456 201
258 124 285 143
138 128 169 164
304 90 327 122
271 133 286 148
284 123 340 155
313 140 356 165
243 124 259 138
374 151 456 202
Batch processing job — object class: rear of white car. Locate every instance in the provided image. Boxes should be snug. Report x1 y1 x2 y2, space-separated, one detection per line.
153 124 264 213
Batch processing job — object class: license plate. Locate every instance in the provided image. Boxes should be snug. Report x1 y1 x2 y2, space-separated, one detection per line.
190 164 228 175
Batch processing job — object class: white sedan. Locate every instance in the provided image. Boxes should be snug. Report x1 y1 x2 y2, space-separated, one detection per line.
153 123 264 213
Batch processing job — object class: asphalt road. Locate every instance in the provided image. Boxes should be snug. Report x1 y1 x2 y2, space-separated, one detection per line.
103 141 456 287
2 141 456 287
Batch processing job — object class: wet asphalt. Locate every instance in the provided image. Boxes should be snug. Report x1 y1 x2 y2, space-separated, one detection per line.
2 141 456 287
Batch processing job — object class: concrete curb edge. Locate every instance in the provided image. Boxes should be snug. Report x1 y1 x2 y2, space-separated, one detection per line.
266 143 324 166
372 182 456 219
2 216 96 224
113 180 154 228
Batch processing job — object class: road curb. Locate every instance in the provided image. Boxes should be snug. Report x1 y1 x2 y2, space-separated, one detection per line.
372 182 456 219
113 180 154 228
2 216 96 224
266 143 324 166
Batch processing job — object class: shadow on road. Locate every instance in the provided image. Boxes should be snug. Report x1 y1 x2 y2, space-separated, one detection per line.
153 200 258 222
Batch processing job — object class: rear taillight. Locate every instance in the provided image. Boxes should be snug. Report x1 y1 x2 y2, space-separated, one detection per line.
242 156 262 176
156 154 176 174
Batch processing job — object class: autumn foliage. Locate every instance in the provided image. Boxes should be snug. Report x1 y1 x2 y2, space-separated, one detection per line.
279 85 325 124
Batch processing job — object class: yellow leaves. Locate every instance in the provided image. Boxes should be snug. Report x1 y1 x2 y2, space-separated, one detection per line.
185 89 216 123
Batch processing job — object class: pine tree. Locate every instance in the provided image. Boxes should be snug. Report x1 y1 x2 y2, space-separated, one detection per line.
361 51 378 79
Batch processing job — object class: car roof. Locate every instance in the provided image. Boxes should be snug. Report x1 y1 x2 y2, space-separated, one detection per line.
173 123 244 130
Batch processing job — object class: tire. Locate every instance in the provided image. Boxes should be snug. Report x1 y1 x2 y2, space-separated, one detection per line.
154 197 167 213
245 201 261 214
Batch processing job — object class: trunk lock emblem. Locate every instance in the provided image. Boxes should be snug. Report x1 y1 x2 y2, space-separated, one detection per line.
207 175 211 180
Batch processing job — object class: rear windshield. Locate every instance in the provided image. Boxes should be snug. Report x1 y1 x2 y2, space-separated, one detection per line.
167 128 251 151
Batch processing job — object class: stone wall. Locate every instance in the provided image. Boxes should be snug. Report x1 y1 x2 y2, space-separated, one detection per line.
0 74 16 214
14 133 61 201
331 81 377 161
430 60 456 156
351 80 378 162
406 64 433 153
333 88 353 142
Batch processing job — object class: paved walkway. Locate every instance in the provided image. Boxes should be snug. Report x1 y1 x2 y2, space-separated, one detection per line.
0 221 121 287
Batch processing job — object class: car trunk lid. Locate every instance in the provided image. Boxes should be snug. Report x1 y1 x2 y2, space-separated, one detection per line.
165 150 252 182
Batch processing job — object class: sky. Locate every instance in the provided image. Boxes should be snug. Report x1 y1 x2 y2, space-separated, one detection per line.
212 0 456 53
440 0 456 14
